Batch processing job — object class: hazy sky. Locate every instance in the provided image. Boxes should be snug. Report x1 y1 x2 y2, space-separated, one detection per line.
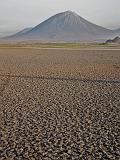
0 0 120 37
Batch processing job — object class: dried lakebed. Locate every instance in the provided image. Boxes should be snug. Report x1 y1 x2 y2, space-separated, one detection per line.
0 48 120 159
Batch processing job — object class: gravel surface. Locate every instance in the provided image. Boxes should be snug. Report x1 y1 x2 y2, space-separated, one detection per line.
0 48 120 160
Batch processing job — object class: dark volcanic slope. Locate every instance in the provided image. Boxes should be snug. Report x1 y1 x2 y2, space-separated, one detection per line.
4 11 115 41
106 36 120 43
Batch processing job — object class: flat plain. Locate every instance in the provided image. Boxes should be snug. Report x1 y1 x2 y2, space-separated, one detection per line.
0 48 120 159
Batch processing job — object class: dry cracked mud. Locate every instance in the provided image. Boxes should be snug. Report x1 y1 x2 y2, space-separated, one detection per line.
0 48 120 160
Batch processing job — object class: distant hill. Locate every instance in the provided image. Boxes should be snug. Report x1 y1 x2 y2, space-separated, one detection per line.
114 28 120 32
14 28 33 36
2 11 116 42
106 36 120 43
5 27 32 39
114 29 120 35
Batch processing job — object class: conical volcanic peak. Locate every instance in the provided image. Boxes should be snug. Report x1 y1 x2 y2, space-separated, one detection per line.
64 10 74 13
52 11 80 27
3 11 115 42
61 10 79 16
28 10 112 36
51 10 83 26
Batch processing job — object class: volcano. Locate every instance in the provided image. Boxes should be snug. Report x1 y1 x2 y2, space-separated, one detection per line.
3 11 115 42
